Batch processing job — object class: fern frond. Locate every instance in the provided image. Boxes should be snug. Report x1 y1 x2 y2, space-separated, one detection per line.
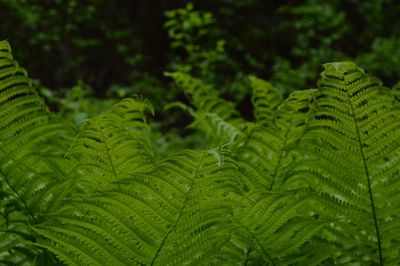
34 150 243 265
0 148 75 265
67 98 155 189
249 75 283 123
235 89 314 191
228 189 329 265
166 72 247 148
166 72 239 120
35 148 326 265
288 62 400 264
0 40 76 265
0 40 70 159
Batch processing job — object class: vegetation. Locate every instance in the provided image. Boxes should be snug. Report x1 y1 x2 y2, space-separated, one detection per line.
1 1 400 265
1 37 400 264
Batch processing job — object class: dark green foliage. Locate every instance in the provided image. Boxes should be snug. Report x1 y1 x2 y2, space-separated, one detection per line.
2 0 400 110
288 62 400 264
1 40 400 266
0 40 73 265
168 63 400 264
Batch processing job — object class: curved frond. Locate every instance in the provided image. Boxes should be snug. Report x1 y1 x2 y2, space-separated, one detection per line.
235 89 315 191
0 40 77 265
166 72 239 120
0 148 75 265
67 98 155 189
34 150 241 265
0 40 70 159
249 75 283 123
288 62 400 264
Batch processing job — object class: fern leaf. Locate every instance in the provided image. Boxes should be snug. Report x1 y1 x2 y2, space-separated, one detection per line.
166 72 247 148
0 40 76 265
0 149 75 265
166 72 239 120
67 98 155 189
235 89 314 191
0 40 70 159
35 148 326 265
34 150 241 265
289 62 400 264
249 75 283 123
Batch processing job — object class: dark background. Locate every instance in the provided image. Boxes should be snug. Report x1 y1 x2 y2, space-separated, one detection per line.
1 0 399 101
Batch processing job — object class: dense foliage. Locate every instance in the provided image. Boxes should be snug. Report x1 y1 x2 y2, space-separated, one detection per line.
1 1 400 265
1 37 400 265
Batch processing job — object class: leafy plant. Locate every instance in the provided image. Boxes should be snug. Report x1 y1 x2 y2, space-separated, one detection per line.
1 40 400 265
163 3 248 102
164 3 226 76
167 63 400 264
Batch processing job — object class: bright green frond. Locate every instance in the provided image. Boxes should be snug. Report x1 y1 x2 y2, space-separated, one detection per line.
0 40 70 159
289 61 400 264
34 150 239 265
67 98 155 189
249 75 283 123
235 89 314 191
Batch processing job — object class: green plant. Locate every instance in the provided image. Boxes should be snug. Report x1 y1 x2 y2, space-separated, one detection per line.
164 3 224 75
164 2 245 100
288 62 400 264
168 63 400 264
0 40 323 265
2 40 400 265
356 37 400 83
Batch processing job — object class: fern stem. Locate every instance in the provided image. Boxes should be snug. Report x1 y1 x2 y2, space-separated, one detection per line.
150 153 205 265
0 168 35 223
233 217 276 265
346 90 383 265
269 111 295 190
101 128 121 188
243 237 254 266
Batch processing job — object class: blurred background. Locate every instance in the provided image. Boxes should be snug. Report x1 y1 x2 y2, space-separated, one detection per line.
1 0 400 150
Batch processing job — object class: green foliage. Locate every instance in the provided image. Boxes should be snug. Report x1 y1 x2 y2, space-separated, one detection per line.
165 72 244 149
165 3 215 54
0 0 155 89
0 40 74 265
163 3 251 104
356 37 400 82
1 0 400 101
288 62 400 264
167 62 400 264
164 3 232 89
2 40 400 266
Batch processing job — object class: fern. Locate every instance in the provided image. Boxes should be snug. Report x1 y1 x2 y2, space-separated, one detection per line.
235 88 314 191
0 41 70 159
1 40 399 265
166 72 244 147
33 150 238 265
249 75 283 123
35 122 318 265
0 149 74 265
0 40 74 265
66 98 155 189
287 62 400 264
